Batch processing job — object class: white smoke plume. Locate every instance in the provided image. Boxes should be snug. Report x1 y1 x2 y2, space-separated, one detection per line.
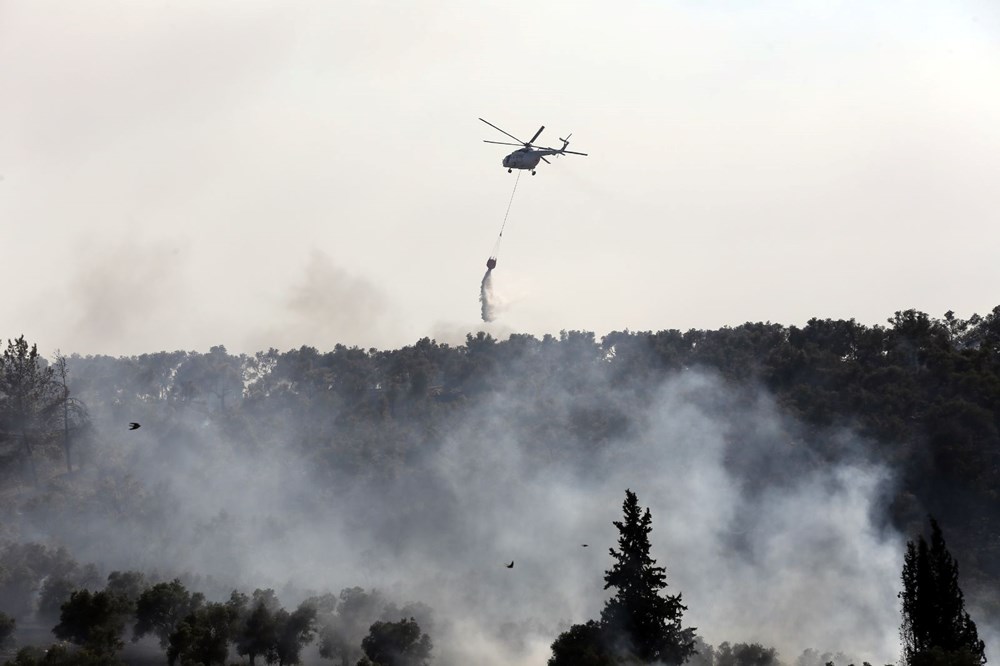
250 251 392 350
16 353 992 665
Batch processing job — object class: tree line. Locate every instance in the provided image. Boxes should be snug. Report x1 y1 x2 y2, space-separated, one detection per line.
0 574 432 666
547 491 986 666
0 490 989 665
3 308 991 610
1 305 998 662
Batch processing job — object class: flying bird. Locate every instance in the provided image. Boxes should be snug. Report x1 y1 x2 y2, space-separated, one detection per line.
128 423 141 430
505 561 514 568
581 544 589 547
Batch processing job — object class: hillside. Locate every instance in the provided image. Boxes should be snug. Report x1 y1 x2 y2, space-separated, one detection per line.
1 307 998 664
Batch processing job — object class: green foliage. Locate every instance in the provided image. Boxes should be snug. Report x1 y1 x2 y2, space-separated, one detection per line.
227 588 318 665
686 639 782 666
166 596 242 666
37 578 78 622
2 644 114 666
302 592 339 618
600 489 696 665
42 309 1000 604
52 589 130 657
550 490 696 665
911 646 987 666
900 518 986 666
102 571 144 617
271 602 317 666
234 589 280 666
2 646 46 666
0 611 14 649
3 305 1000 662
359 617 431 666
547 620 613 666
0 543 100 619
0 336 70 485
319 588 388 666
133 579 205 649
714 642 779 666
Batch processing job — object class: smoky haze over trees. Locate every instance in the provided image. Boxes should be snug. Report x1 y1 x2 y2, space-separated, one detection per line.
0 307 998 664
0 337 90 485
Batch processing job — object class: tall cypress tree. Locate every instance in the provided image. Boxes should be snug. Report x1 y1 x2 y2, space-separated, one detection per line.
600 489 696 664
899 517 986 666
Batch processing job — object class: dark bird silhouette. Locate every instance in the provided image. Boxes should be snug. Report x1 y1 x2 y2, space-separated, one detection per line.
581 544 589 547
505 561 514 568
128 423 141 430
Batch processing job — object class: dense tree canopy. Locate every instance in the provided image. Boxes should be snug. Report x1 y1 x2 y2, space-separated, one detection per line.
358 617 432 666
548 620 613 666
1 306 999 661
235 589 279 666
0 337 80 484
53 310 1000 582
133 579 205 650
0 572 411 666
271 602 317 666
900 518 986 666
0 612 14 650
52 589 130 657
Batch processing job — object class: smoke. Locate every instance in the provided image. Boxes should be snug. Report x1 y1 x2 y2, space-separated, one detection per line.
24 236 193 356
402 370 907 665
480 268 496 322
17 350 992 665
984 629 1000 666
250 251 391 350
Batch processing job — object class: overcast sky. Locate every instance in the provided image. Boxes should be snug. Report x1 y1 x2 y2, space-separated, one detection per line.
2 0 999 356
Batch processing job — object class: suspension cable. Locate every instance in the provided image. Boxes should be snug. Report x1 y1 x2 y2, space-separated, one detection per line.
498 171 521 239
489 171 521 260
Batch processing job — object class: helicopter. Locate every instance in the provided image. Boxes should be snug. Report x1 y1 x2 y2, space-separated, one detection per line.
479 117 587 175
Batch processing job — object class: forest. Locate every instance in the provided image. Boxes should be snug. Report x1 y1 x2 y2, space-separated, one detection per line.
0 306 998 665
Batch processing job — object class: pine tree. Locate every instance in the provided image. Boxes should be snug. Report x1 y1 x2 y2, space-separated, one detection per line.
600 489 696 664
899 517 986 666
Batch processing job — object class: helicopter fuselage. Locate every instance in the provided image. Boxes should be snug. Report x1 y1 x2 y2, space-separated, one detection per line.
501 146 574 171
502 148 542 171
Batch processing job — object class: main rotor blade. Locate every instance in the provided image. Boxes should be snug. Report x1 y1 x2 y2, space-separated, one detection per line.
528 126 545 145
562 150 588 156
479 118 526 145
483 140 524 147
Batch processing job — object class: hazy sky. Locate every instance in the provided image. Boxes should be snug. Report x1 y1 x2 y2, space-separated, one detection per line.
2 0 999 355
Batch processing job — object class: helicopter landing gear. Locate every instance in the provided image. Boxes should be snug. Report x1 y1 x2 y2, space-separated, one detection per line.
531 170 536 175
508 168 512 173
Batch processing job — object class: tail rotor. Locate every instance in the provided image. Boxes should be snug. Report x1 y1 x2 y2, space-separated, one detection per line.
557 133 573 156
